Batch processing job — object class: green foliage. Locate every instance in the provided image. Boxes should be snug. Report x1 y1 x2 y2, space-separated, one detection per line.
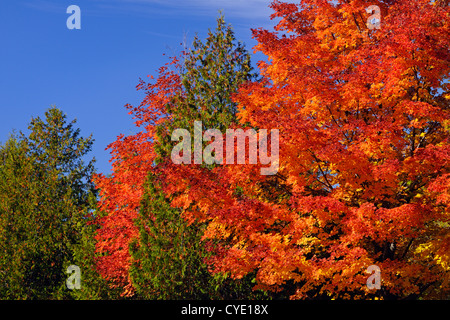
0 107 97 299
129 173 208 299
129 173 266 300
155 12 257 161
68 195 124 300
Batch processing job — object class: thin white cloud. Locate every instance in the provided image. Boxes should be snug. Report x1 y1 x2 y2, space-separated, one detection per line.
22 0 298 21
179 0 274 19
21 0 66 14
21 0 297 27
91 0 299 56
92 0 279 20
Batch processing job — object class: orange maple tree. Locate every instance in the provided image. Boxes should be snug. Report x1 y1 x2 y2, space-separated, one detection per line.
95 0 449 299
159 0 450 299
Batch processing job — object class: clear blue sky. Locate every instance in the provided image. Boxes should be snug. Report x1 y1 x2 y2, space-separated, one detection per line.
0 0 283 175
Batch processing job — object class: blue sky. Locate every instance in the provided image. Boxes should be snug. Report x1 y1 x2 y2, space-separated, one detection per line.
0 0 285 175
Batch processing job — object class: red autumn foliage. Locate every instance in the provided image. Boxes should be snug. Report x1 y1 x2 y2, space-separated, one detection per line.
95 0 449 299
